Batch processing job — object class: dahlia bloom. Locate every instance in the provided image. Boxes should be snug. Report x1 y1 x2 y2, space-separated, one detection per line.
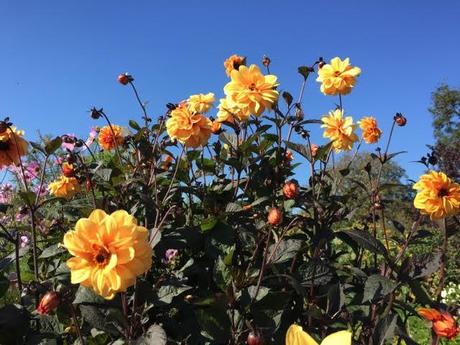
286 324 352 345
216 97 248 123
316 57 361 96
321 109 358 152
413 171 460 219
48 176 80 199
188 93 215 113
223 54 246 76
63 209 152 299
358 116 382 144
98 125 125 150
166 103 212 148
418 308 459 340
224 64 279 117
0 127 28 169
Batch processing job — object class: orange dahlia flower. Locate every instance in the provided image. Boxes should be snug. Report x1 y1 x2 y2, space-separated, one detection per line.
48 176 80 199
0 127 28 169
358 116 382 144
418 308 459 340
316 57 361 96
63 209 152 299
224 64 279 117
188 93 215 114
166 103 212 148
224 54 246 77
321 109 358 152
98 125 124 150
413 171 460 219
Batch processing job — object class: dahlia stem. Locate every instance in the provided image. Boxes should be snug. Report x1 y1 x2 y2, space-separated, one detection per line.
69 303 85 345
29 209 39 282
435 218 448 301
129 80 150 129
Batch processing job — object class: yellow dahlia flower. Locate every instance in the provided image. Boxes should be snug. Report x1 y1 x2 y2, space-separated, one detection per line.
188 93 215 114
48 176 80 199
224 54 246 77
98 125 124 150
316 57 361 96
286 324 352 345
216 98 248 123
358 116 382 144
0 127 28 169
166 103 212 148
224 64 279 117
321 108 358 152
63 209 152 299
413 171 460 219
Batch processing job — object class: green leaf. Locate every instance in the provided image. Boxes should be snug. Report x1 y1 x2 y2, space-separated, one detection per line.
200 217 218 233
195 301 231 342
339 229 388 257
363 274 397 303
157 283 192 304
282 91 293 107
225 202 243 213
30 141 45 153
408 280 432 305
18 191 36 206
129 120 141 130
268 239 302 264
373 313 397 345
315 142 334 162
219 132 237 149
45 136 62 155
39 244 66 259
327 283 344 316
73 286 105 304
410 252 442 279
298 66 313 80
284 141 312 162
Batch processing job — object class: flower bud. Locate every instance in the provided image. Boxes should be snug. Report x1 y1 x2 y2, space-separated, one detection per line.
262 55 271 68
37 291 60 315
310 143 318 157
283 181 299 199
118 73 134 85
62 162 74 177
90 107 103 120
267 207 282 226
394 113 407 126
247 330 264 345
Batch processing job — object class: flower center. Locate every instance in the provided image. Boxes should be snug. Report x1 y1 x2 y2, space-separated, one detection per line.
248 83 257 91
93 248 110 266
438 188 449 198
0 140 11 151
334 71 341 77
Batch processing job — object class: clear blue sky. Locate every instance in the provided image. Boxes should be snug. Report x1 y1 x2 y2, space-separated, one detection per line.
1 0 459 180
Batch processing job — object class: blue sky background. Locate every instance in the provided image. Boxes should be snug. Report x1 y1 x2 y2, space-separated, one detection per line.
1 0 459 180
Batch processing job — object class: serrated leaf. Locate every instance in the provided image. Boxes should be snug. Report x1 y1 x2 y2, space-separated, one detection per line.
363 274 397 303
373 313 397 345
45 136 62 155
39 244 66 259
135 324 167 345
340 230 388 257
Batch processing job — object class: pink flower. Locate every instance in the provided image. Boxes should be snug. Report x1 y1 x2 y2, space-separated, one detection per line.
20 235 29 248
61 134 77 151
0 183 14 204
163 249 179 264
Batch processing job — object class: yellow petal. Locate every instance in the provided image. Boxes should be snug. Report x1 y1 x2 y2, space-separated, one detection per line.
286 324 319 345
321 331 352 345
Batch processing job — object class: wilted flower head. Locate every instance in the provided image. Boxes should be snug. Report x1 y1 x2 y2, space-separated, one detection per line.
63 209 152 299
321 108 358 152
0 127 28 169
413 171 460 219
224 54 246 76
316 57 361 96
358 116 382 144
224 64 279 117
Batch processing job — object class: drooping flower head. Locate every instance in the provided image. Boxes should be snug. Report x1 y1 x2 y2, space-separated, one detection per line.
166 103 212 148
413 171 460 219
0 127 28 169
224 64 279 117
358 116 382 144
321 108 358 152
285 324 352 345
418 308 459 340
63 209 153 299
316 57 361 96
98 125 125 150
224 54 246 76
188 93 215 113
48 176 80 199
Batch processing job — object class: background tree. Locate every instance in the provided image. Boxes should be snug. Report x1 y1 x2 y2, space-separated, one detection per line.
429 84 460 181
